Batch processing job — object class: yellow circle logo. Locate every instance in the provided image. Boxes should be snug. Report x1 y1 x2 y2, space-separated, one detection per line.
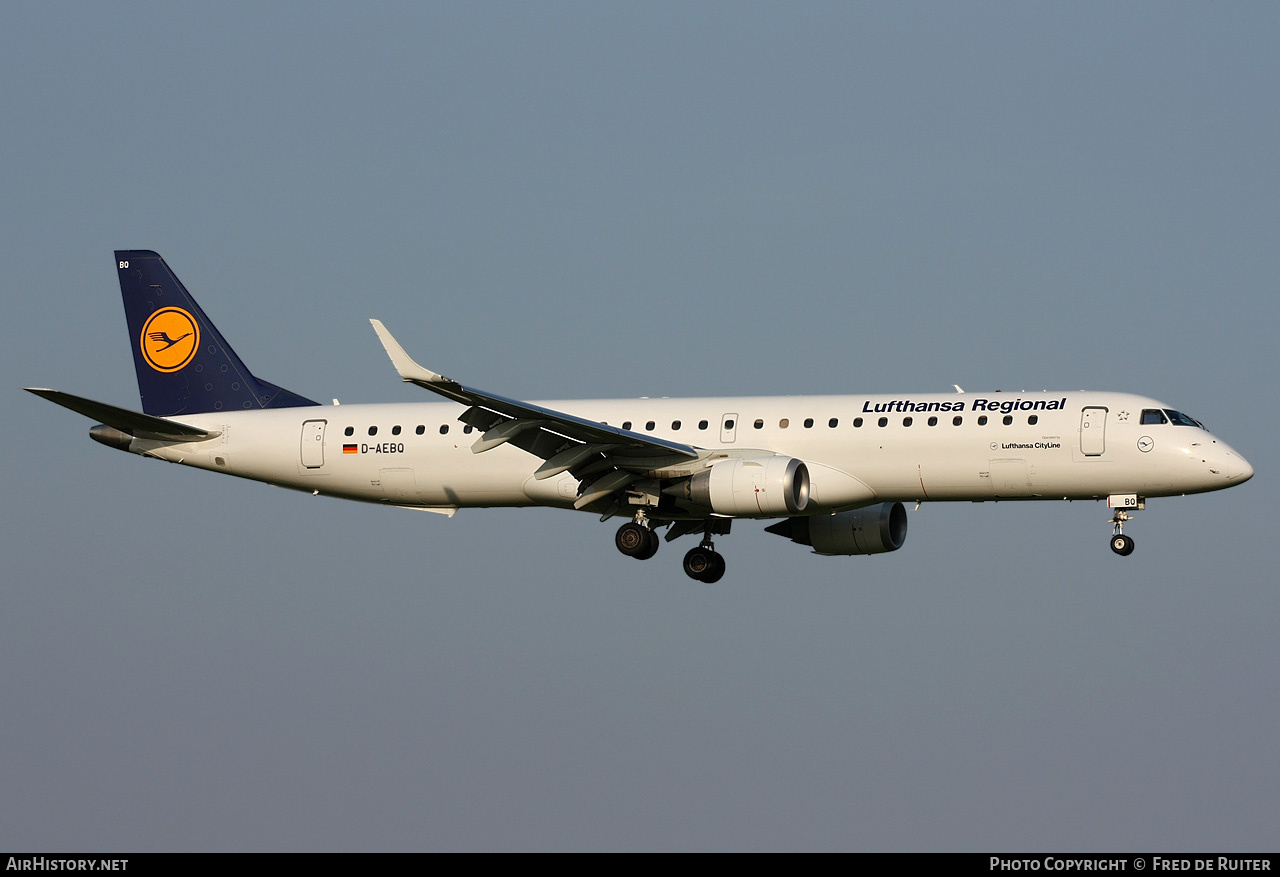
140 307 200 372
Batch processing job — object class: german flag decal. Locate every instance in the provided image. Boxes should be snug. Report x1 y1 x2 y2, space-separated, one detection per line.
343 444 358 454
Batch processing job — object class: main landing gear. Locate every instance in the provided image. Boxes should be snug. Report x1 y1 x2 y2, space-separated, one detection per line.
615 520 660 560
682 541 726 583
613 516 729 581
1109 509 1136 556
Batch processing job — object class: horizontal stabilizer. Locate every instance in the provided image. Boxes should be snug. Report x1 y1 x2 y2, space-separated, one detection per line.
25 388 219 443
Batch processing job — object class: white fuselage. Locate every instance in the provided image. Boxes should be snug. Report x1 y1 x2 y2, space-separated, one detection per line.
129 390 1252 515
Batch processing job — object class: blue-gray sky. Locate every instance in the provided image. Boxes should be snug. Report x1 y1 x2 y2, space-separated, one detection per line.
3 1 1276 851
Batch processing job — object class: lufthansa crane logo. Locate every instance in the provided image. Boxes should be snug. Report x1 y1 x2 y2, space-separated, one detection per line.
140 307 200 372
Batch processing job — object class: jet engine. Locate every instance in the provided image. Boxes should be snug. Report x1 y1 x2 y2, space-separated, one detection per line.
765 502 908 555
681 456 811 517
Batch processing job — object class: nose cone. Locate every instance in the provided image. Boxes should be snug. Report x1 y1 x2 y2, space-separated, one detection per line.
1228 450 1254 484
1175 434 1253 495
1213 440 1253 484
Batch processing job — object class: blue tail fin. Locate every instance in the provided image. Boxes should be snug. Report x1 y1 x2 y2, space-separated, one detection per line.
116 250 319 417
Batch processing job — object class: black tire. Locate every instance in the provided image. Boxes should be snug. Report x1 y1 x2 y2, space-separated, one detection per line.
700 552 726 583
683 546 714 579
634 528 660 560
616 522 647 556
1110 534 1135 556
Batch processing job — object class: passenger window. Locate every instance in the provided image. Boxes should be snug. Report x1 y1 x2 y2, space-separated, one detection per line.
622 421 632 430
671 420 681 430
368 426 378 436
903 417 913 427
927 416 938 426
828 418 838 428
1028 415 1038 425
1002 415 1013 425
463 425 473 434
698 420 709 430
344 426 354 436
953 416 962 426
779 418 790 428
753 419 764 429
392 425 402 435
978 415 988 426
804 418 814 428
724 419 735 430
877 417 888 427
645 421 655 431
439 425 449 434
853 417 863 428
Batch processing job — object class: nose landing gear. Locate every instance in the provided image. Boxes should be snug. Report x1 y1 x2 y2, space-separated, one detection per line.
1109 509 1136 556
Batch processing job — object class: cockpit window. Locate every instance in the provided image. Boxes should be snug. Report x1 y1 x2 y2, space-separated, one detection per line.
1163 409 1204 428
1141 409 1168 425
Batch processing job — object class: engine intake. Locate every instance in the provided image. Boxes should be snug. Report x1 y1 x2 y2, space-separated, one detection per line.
765 502 908 555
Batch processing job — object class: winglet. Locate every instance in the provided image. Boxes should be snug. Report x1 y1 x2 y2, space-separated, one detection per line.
369 319 451 385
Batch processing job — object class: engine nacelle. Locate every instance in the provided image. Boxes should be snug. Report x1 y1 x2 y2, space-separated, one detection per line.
686 456 810 517
765 502 908 555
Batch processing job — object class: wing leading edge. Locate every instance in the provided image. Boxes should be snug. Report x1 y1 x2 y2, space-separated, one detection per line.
369 320 699 509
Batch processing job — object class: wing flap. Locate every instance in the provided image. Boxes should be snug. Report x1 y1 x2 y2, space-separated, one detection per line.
573 469 638 509
470 417 548 454
534 443 619 480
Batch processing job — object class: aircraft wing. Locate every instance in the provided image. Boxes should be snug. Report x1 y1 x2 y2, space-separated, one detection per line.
370 320 699 510
25 388 220 442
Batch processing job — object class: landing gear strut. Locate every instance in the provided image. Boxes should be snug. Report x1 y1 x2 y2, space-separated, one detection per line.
615 519 659 560
1109 510 1136 556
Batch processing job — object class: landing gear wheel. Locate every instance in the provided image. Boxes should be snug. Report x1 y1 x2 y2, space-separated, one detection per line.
702 552 726 583
683 546 725 582
1110 534 1135 556
635 528 660 560
682 546 712 580
616 522 648 557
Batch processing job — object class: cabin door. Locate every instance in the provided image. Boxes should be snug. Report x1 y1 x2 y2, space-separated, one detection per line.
1079 407 1107 456
301 420 326 468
